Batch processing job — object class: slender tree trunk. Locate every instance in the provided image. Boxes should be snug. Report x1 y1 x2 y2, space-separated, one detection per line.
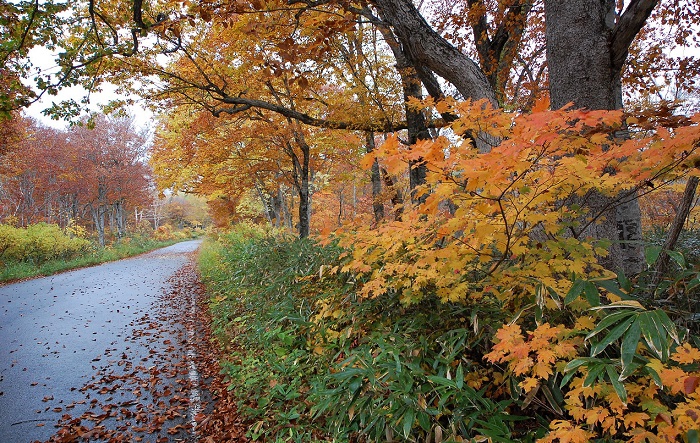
115 199 126 238
337 189 344 227
651 176 699 288
108 205 115 237
91 204 106 248
299 145 310 238
93 177 108 247
373 19 432 201
287 140 311 238
366 131 385 223
381 167 404 221
400 65 430 203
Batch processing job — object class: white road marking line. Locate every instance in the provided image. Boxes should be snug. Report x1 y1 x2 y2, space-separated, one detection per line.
187 285 203 434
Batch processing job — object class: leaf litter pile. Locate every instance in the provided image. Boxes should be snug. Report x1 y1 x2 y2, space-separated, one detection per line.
41 260 249 442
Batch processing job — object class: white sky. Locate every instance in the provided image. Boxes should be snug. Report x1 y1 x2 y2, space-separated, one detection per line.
23 47 154 130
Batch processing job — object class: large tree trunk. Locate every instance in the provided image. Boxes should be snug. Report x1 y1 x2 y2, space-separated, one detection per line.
544 0 656 275
545 0 617 111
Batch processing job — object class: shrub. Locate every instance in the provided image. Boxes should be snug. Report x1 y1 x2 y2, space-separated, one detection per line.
200 225 700 443
153 224 174 241
0 223 92 265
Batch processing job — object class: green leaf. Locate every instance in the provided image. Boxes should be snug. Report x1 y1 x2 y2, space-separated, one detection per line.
563 358 593 373
456 363 464 390
687 429 699 443
605 364 627 403
586 311 636 342
426 375 456 388
620 320 641 379
653 309 680 344
402 409 415 439
590 315 635 356
666 250 686 268
393 352 402 374
617 270 631 293
594 279 629 299
584 281 601 307
417 411 431 432
561 358 592 387
639 312 666 361
540 384 563 415
583 363 606 387
564 279 586 305
644 363 663 387
645 245 662 266
687 277 700 291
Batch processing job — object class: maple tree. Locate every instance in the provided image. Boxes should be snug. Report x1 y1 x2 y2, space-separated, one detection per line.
0 115 152 245
151 103 368 236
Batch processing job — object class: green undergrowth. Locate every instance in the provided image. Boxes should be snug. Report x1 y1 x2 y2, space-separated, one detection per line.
199 224 700 443
0 233 181 283
198 225 529 442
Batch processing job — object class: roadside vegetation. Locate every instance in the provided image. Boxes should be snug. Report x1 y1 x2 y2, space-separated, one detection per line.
199 223 700 442
0 222 203 283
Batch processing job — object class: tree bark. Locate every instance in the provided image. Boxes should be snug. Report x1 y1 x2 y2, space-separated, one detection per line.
365 132 385 223
372 0 497 106
545 0 617 111
287 139 311 238
114 199 126 238
544 0 655 275
92 177 108 247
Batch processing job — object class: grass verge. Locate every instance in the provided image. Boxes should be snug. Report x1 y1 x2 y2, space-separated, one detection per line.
0 237 183 283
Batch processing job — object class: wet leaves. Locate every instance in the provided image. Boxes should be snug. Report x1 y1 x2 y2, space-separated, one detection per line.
41 260 248 442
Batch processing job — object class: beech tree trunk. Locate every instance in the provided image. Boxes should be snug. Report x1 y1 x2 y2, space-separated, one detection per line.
114 199 126 238
288 139 311 238
544 0 657 275
92 178 108 247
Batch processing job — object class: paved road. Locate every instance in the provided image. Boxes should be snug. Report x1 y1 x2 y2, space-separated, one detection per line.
0 240 203 442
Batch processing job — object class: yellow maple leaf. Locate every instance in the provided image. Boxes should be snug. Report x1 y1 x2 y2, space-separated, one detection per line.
623 412 650 429
513 356 534 376
574 315 596 331
671 343 700 364
520 376 539 392
659 366 688 394
533 361 553 379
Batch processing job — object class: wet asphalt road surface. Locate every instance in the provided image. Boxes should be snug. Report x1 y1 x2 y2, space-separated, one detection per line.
0 240 203 442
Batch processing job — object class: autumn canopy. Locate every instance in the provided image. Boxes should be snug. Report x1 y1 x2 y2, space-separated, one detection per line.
3 0 700 440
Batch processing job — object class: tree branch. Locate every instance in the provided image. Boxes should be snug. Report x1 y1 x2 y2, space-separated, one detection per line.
371 0 497 105
610 0 658 73
214 95 437 132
